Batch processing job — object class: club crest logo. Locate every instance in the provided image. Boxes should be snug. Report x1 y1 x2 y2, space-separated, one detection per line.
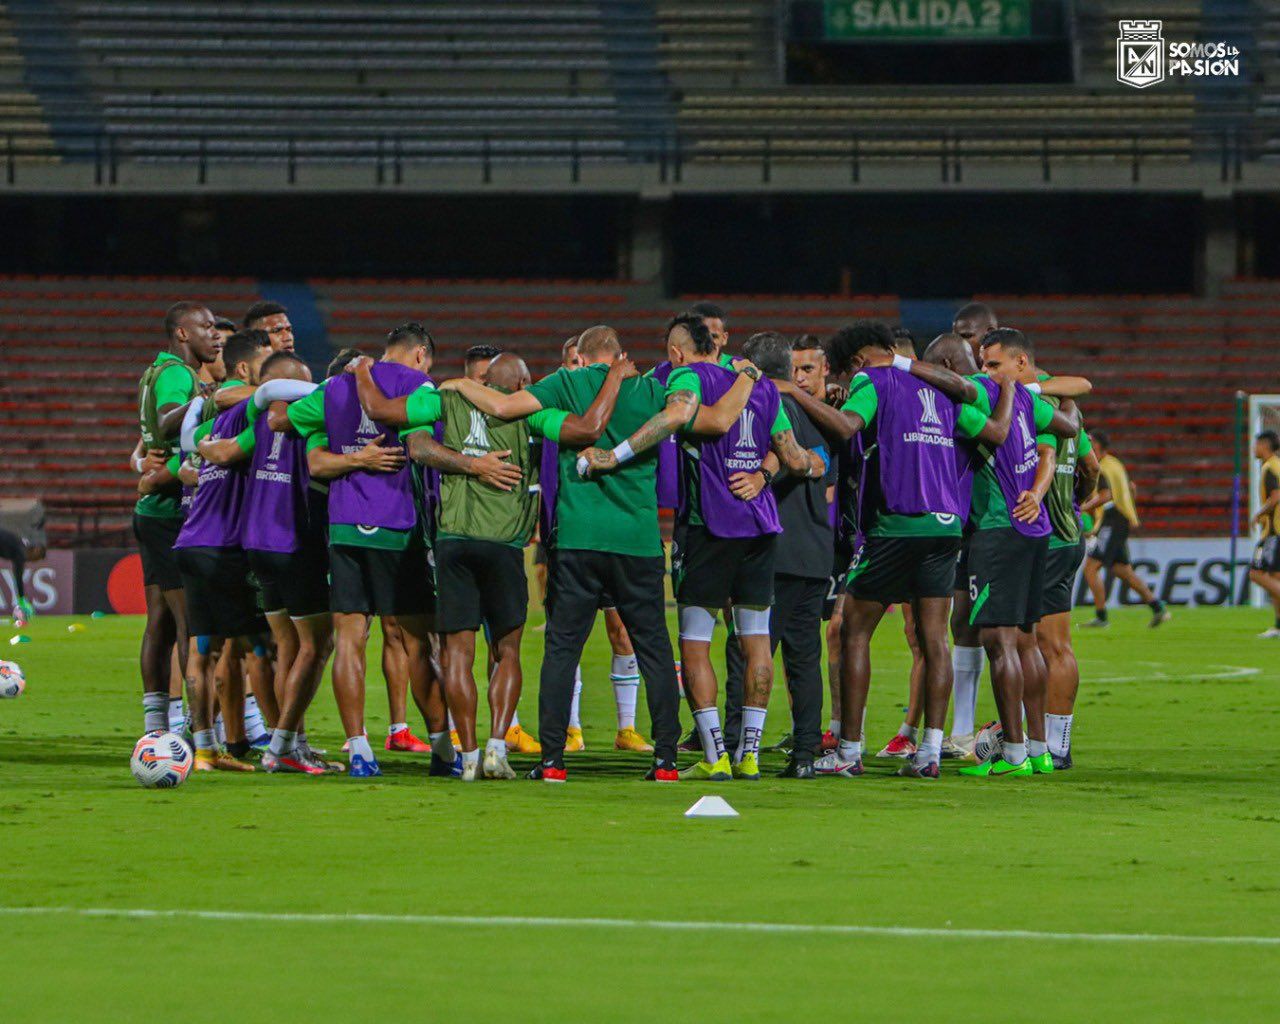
464 409 490 450
918 389 942 427
734 408 757 449
1117 20 1164 88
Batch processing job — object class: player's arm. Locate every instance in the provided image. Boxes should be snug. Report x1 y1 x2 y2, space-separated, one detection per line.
576 387 697 477
556 357 635 445
440 377 542 421
214 383 255 410
348 356 410 427
1036 375 1093 399
728 451 780 501
1034 393 1081 439
404 431 523 492
1013 443 1057 524
155 363 211 439
197 423 255 467
138 453 182 495
270 381 325 436
767 404 820 477
1075 444 1101 505
908 359 979 405
689 363 758 435
307 433 406 480
974 378 1015 446
1256 469 1280 525
774 378 863 443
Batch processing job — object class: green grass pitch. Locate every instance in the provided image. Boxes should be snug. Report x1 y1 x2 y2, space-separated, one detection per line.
1 606 1278 1021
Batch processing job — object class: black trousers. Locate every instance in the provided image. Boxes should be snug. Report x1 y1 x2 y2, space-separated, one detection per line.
0 528 26 602
541 549 681 765
723 573 826 762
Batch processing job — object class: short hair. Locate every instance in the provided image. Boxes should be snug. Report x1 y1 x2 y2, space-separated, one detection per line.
561 335 580 359
825 320 894 376
260 350 308 381
327 346 365 378
954 302 996 327
980 327 1034 358
465 343 500 365
742 332 793 382
243 300 288 328
1091 429 1110 450
577 324 621 360
687 301 726 323
792 333 825 353
213 316 236 333
163 301 208 340
222 329 271 373
667 313 716 356
891 326 916 357
1258 430 1280 452
386 321 435 357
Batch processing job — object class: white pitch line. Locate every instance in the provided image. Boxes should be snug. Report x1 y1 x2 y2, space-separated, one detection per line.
1 906 1277 947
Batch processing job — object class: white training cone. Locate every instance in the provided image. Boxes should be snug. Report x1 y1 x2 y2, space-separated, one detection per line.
685 795 739 818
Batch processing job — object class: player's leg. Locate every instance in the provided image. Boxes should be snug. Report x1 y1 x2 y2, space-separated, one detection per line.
441 628 480 775
879 604 923 759
185 632 221 765
1017 626 1049 758
331 610 373 770
261 609 295 728
900 594 954 777
824 591 844 748
819 596 886 776
730 607 773 779
536 549 606 779
676 607 727 777
1038 611 1077 769
0 528 31 623
380 618 410 747
138 583 176 733
1082 542 1112 626
484 622 524 779
266 611 339 774
604 607 650 751
947 539 983 757
1110 560 1169 626
722 608 745 755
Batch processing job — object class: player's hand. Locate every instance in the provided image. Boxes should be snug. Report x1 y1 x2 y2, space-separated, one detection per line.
352 434 406 473
177 461 199 487
728 470 766 501
436 378 464 392
608 356 638 381
344 355 373 375
576 446 617 478
731 358 760 376
140 449 168 475
825 382 848 406
470 449 522 491
773 379 797 396
1012 489 1042 523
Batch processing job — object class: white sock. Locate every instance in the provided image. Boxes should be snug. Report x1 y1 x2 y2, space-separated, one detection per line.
611 655 640 730
736 705 768 762
837 738 862 761
1027 739 1048 758
194 728 216 751
347 734 374 761
461 748 480 765
951 645 984 737
692 707 726 763
167 697 185 732
1046 713 1072 757
143 693 168 733
429 730 455 761
1001 740 1027 765
388 722 408 736
269 729 297 757
897 722 917 741
243 695 265 737
827 717 840 735
918 727 943 764
485 736 507 757
214 712 226 746
569 666 582 728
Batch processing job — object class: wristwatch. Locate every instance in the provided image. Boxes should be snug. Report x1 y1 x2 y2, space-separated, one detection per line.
760 467 776 487
739 364 761 382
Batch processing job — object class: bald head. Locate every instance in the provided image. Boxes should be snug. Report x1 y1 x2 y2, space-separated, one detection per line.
577 324 621 363
923 332 978 375
484 351 532 392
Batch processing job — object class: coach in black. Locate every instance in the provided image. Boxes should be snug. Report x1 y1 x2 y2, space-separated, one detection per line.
722 332 833 778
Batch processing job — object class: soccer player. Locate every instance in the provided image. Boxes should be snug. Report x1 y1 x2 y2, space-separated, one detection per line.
583 315 815 781
450 323 750 780
1080 430 1170 628
952 302 998 360
243 300 295 353
275 322 452 778
0 527 41 627
464 344 501 381
725 331 833 777
133 301 222 735
688 300 730 364
173 329 275 772
1250 431 1280 637
354 350 629 778
783 322 1009 779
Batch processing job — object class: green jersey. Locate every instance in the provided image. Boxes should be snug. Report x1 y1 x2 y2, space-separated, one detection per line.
965 375 1057 532
1041 391 1090 549
399 386 566 547
135 352 201 519
526 363 668 558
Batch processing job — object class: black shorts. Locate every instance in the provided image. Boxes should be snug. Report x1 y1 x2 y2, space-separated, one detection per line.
133 513 183 591
847 533 961 605
822 551 852 620
1043 540 1086 616
953 534 972 592
1089 511 1131 568
1253 535 1280 573
967 527 1049 630
175 545 269 639
533 541 548 566
435 538 528 637
248 547 330 618
330 542 433 617
673 524 776 608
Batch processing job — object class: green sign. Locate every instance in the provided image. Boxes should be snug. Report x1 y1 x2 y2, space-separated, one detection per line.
824 0 1031 38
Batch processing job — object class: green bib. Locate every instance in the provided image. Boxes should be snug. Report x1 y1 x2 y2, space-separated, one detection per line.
137 355 199 451
1043 396 1082 547
437 392 538 546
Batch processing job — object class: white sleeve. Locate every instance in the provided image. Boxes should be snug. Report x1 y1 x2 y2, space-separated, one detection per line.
253 378 318 410
179 397 206 455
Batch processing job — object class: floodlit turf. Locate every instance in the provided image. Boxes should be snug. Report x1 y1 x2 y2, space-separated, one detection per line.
1 606 1278 1021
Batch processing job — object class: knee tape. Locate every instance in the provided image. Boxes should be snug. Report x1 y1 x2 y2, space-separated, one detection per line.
731 604 771 637
678 605 718 643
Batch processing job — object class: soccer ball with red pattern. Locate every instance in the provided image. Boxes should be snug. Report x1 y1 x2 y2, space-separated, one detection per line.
130 731 192 788
0 660 24 699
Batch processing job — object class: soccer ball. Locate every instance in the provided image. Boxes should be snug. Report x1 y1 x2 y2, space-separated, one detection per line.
0 660 25 699
130 731 193 788
974 721 1004 763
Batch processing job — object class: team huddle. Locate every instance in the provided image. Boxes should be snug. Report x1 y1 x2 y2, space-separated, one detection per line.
130 297 1147 783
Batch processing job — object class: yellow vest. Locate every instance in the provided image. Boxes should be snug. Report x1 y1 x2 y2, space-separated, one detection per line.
1099 453 1139 527
1260 455 1280 538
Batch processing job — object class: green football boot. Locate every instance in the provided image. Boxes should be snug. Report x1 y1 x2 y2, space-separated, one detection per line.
958 757 1033 778
1029 752 1056 775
